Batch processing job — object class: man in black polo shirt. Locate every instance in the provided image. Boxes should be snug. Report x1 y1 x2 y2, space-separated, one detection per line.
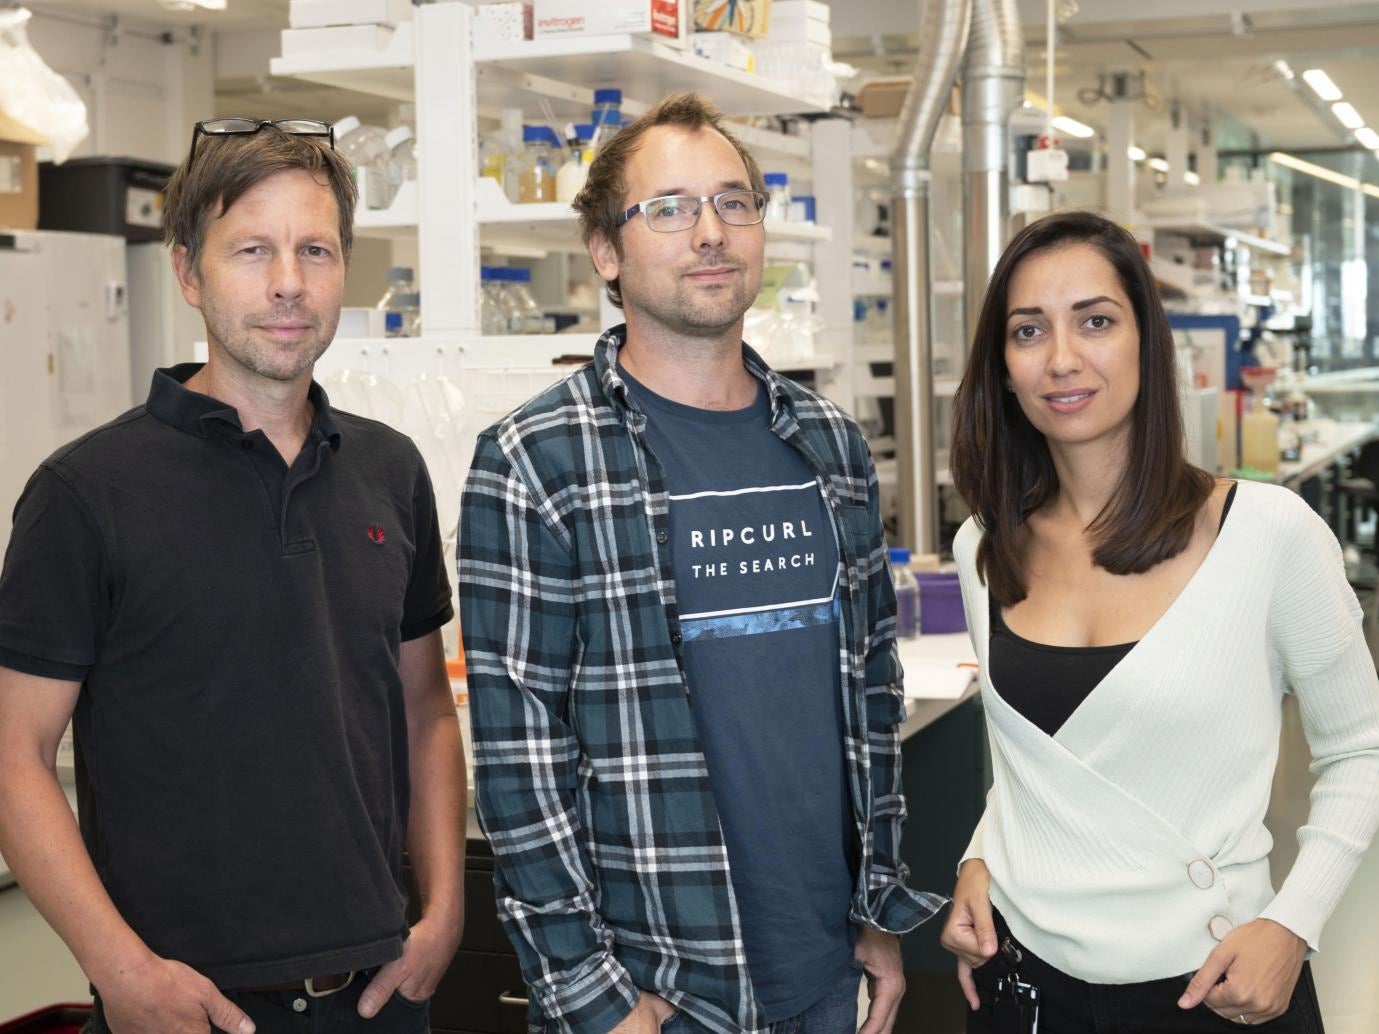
0 121 464 1033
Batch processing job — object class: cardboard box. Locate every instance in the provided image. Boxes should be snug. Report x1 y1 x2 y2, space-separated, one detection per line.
856 77 912 119
693 0 770 38
280 24 395 55
289 0 413 28
766 16 829 46
0 114 44 232
692 30 755 73
473 1 532 45
534 0 682 44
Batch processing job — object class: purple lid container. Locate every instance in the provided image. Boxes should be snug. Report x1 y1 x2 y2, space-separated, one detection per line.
916 572 966 635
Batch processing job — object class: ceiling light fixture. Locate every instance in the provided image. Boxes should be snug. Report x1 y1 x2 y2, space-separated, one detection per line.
1127 145 1147 161
1147 157 1170 172
158 0 227 9
1051 115 1095 139
1332 102 1365 130
1269 151 1361 190
1302 69 1343 102
1184 171 1201 186
1356 127 1379 150
1273 60 1295 80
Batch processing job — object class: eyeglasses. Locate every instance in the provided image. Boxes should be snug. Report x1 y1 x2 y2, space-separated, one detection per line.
616 190 768 233
185 118 334 169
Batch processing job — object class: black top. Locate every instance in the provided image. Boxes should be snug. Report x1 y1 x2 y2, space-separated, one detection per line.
989 483 1237 737
0 365 452 988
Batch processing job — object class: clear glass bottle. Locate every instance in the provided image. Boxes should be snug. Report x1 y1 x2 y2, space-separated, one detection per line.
389 291 421 337
764 171 791 223
480 267 507 336
889 547 919 639
375 266 415 321
334 115 392 211
507 268 546 334
479 108 524 202
518 126 560 204
587 88 622 155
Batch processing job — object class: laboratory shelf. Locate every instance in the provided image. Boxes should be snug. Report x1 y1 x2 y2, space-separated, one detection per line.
269 21 416 101
473 35 830 118
1148 221 1292 256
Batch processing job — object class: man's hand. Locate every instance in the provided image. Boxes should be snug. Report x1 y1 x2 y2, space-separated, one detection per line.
1178 919 1308 1024
608 991 676 1034
99 953 254 1034
855 927 905 1034
358 915 463 1017
938 859 997 1011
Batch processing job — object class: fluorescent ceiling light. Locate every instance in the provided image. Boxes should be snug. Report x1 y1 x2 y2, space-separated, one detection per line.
1356 127 1379 150
1274 60 1295 80
1333 102 1365 130
1184 171 1201 186
1269 151 1361 190
1127 145 1147 161
1302 69 1343 102
159 0 226 9
1052 115 1095 139
1147 157 1170 172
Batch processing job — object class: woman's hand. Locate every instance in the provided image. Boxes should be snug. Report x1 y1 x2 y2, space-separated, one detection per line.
1178 919 1308 1024
938 859 999 1010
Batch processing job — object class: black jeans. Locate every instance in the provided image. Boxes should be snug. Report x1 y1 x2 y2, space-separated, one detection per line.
89 967 431 1034
967 911 1325 1034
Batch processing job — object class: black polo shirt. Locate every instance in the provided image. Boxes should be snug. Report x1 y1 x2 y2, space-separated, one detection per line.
0 364 453 988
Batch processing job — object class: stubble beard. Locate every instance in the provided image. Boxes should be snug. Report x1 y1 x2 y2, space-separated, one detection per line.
200 293 335 383
622 257 760 340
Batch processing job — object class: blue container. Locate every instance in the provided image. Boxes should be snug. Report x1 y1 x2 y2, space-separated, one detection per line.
916 572 966 634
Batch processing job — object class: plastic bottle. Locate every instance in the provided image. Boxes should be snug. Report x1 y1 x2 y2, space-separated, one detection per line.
587 88 623 155
1241 394 1280 473
507 268 547 334
764 172 791 222
479 109 524 202
889 548 919 639
556 124 595 203
334 115 391 211
383 125 417 208
518 126 560 203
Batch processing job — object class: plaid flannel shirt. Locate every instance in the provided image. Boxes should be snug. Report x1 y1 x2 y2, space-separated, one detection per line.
459 327 945 1034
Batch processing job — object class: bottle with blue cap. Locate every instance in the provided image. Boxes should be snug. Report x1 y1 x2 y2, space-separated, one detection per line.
588 88 623 154
889 547 919 639
764 171 791 222
518 126 561 203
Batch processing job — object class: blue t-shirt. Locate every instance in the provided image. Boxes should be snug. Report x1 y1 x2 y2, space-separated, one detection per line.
622 366 856 1022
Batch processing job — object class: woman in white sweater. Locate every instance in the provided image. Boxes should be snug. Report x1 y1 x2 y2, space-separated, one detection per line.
939 209 1379 1031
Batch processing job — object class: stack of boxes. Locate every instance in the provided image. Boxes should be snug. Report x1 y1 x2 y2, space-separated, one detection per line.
752 0 837 108
280 0 413 57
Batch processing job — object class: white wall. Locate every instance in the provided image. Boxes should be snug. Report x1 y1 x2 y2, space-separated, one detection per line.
25 9 214 166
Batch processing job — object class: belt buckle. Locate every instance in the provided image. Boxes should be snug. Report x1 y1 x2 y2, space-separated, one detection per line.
305 972 355 998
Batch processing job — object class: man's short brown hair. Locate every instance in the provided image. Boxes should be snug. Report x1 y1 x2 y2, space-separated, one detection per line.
571 91 766 308
163 126 358 269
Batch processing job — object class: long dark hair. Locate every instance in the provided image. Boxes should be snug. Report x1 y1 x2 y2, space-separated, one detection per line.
950 209 1214 605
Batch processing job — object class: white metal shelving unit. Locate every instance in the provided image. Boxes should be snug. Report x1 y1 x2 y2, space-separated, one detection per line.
271 4 849 397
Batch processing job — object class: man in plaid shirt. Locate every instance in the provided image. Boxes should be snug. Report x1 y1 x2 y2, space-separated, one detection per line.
459 93 944 1034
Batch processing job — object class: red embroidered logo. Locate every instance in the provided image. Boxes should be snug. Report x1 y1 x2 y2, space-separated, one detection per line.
367 525 386 544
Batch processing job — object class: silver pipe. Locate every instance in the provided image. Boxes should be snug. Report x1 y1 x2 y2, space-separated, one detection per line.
961 0 1025 345
890 0 970 555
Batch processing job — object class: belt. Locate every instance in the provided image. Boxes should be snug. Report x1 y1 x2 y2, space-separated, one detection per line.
238 972 356 997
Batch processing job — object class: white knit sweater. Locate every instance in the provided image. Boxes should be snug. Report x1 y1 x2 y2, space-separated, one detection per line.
954 481 1379 984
